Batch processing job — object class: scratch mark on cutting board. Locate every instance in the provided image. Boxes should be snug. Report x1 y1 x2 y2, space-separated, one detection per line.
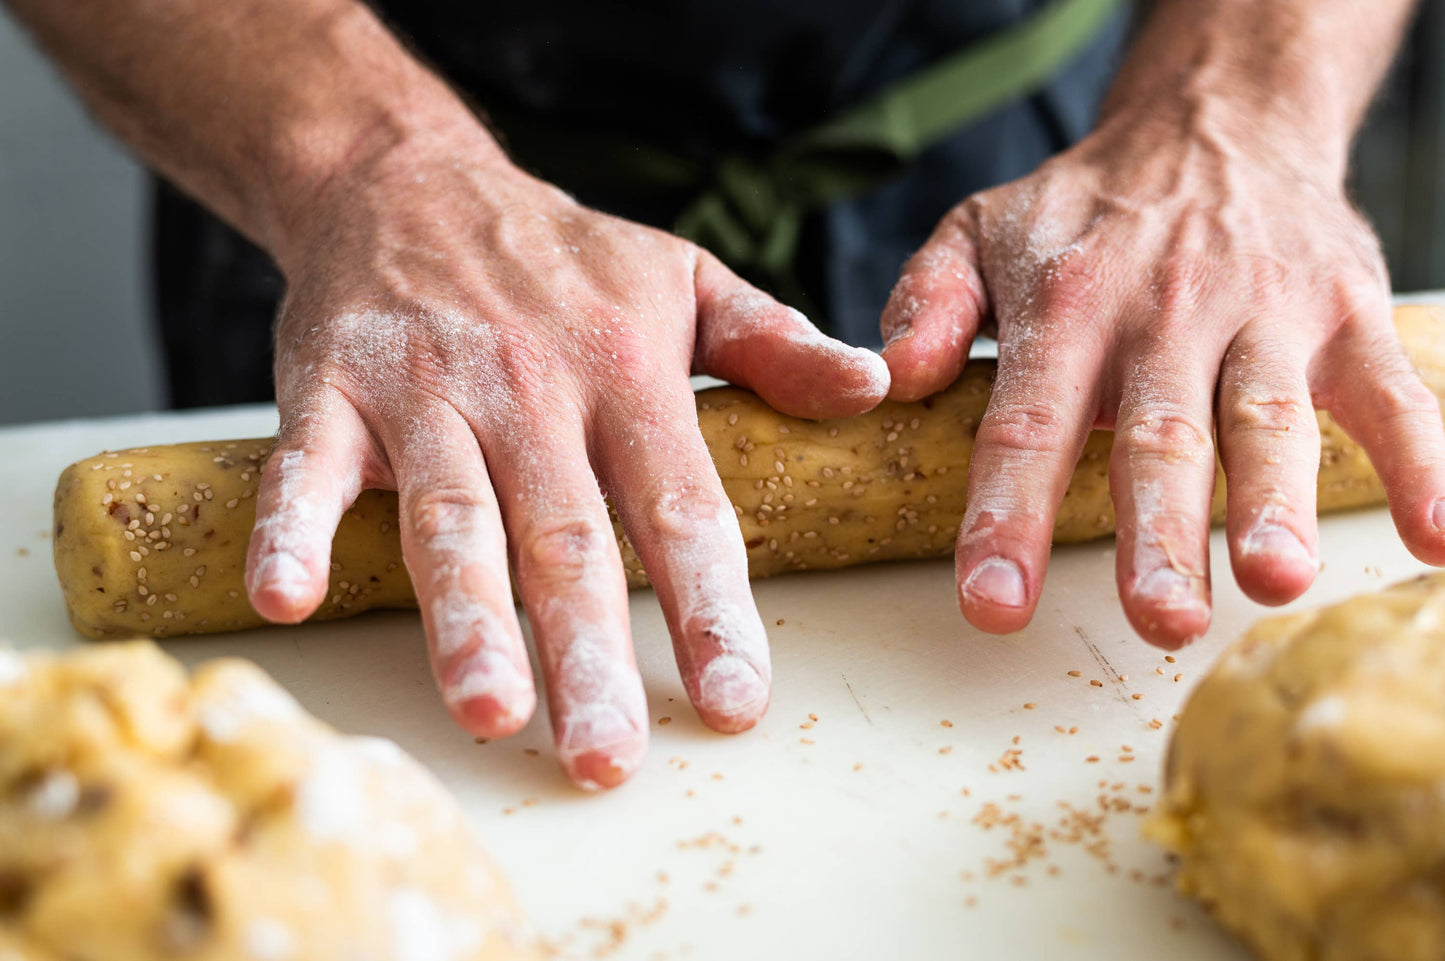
841 674 873 726
1073 625 1133 708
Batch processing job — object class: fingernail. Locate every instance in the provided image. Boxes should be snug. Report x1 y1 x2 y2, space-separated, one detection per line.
443 649 533 725
557 704 640 754
1241 523 1316 567
697 655 769 718
961 557 1027 609
1133 567 1204 610
249 551 309 600
883 323 915 348
1433 498 1445 531
556 705 646 791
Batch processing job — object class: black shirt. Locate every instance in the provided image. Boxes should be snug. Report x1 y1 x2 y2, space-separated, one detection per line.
153 1 1128 406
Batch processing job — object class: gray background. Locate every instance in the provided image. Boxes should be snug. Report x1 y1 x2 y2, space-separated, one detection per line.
3 5 1445 426
0 10 161 425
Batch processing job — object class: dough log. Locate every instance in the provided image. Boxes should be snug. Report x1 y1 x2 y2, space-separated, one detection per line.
53 305 1445 639
1147 572 1445 961
0 641 536 960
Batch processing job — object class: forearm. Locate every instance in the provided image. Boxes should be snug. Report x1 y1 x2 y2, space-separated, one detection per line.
4 0 502 263
1101 0 1419 180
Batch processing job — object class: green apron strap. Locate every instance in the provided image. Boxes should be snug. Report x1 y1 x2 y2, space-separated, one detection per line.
493 0 1124 314
679 0 1123 313
784 0 1125 179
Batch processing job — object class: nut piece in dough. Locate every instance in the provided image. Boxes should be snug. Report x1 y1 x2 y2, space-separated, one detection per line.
0 641 537 960
1149 572 1445 961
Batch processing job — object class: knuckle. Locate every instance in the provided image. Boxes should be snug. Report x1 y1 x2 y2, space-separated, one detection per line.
1368 374 1440 425
644 485 732 540
1243 255 1291 307
1332 274 1389 327
523 517 612 578
1118 409 1214 464
1151 259 1210 317
1225 391 1314 437
976 401 1071 456
407 487 493 542
1034 254 1099 318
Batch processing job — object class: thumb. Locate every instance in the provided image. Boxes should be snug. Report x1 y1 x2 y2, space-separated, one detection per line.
880 205 988 402
692 251 889 420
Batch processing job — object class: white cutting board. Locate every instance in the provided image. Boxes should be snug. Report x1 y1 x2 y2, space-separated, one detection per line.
3 296 1441 959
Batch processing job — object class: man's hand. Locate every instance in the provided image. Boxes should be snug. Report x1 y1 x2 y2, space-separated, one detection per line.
242 124 889 788
880 0 1441 648
4 0 889 787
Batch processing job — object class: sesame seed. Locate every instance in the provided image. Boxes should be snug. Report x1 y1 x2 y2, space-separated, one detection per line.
1089 679 1103 688
128 551 142 562
1067 670 1082 678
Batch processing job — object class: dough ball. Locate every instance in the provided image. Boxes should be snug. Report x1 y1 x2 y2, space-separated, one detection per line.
0 641 536 960
1149 572 1445 961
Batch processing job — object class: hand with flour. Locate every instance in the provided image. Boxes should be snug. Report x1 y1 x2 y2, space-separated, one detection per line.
8 0 888 788
246 136 887 788
881 0 1444 648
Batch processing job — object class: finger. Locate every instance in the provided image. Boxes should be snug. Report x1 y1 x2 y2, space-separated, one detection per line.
954 313 1105 634
245 389 372 623
693 251 889 419
1319 311 1445 566
1109 334 1218 649
879 206 988 402
595 380 771 735
384 407 536 740
482 414 649 791
1217 332 1321 605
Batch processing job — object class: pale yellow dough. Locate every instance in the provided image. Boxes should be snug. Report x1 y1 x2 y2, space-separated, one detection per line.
1149 572 1445 961
0 642 537 961
52 306 1445 639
